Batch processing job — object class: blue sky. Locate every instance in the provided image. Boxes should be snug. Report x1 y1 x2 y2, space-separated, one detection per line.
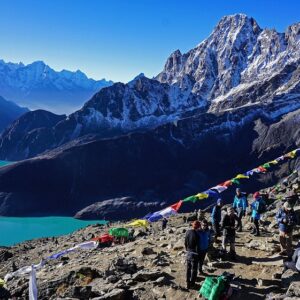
0 0 299 82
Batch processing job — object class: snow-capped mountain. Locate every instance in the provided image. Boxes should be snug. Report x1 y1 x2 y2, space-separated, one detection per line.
0 14 300 162
0 14 300 217
0 59 113 114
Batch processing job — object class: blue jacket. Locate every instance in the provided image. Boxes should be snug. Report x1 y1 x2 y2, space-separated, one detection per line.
197 229 211 251
276 208 297 233
211 205 221 223
251 199 262 220
233 194 248 211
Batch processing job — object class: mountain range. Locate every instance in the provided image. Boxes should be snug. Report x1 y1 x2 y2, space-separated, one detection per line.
0 14 299 217
0 59 113 114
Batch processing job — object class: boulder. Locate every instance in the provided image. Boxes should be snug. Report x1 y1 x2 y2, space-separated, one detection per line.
287 281 300 297
281 269 300 288
92 288 126 300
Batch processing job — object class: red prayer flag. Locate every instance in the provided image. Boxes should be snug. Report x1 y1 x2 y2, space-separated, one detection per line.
170 200 183 211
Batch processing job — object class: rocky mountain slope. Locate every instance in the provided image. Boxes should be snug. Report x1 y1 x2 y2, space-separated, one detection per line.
0 102 299 217
0 173 299 299
0 59 113 114
0 96 28 133
1 14 300 161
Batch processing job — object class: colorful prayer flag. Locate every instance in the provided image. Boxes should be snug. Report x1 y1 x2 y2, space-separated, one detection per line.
127 219 149 228
235 174 249 179
183 195 198 203
170 200 183 211
196 193 209 200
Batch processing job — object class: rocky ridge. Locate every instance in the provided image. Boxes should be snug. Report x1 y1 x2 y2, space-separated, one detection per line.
0 172 299 299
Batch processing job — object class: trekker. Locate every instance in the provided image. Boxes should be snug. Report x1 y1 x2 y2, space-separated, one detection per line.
232 188 248 232
197 219 212 275
276 202 297 257
221 207 239 260
197 209 205 221
161 218 168 230
283 246 300 273
211 198 223 239
185 220 200 289
250 192 265 236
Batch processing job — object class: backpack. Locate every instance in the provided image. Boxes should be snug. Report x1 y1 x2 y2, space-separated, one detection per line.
199 275 226 300
257 199 266 214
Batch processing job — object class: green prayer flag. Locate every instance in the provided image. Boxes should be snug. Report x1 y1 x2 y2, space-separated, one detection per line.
183 195 198 203
231 178 240 185
262 163 271 168
109 227 129 238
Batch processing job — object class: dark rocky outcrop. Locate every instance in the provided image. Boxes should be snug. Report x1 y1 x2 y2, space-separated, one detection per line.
0 103 299 217
0 95 28 133
74 197 162 221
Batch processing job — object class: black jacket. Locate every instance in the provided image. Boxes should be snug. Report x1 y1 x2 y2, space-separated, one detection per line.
185 229 199 253
221 214 238 236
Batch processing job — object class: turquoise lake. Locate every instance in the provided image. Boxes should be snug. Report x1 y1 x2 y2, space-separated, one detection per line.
0 160 13 167
0 217 106 246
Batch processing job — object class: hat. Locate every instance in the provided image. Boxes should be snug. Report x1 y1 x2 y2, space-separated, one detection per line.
236 188 241 192
283 202 292 211
253 192 260 199
192 220 200 229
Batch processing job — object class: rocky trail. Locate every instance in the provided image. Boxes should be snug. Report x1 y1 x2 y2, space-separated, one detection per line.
0 174 300 300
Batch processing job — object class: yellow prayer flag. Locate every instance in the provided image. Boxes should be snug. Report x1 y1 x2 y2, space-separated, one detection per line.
235 174 249 179
196 193 209 200
127 219 149 228
268 160 278 165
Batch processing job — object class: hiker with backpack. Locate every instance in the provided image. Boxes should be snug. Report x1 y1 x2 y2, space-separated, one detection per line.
276 202 297 257
221 207 239 260
283 244 300 273
185 220 200 289
250 192 266 236
211 198 223 240
232 188 248 232
197 219 212 275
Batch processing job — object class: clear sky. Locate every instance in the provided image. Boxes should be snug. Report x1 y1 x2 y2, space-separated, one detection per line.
0 0 299 83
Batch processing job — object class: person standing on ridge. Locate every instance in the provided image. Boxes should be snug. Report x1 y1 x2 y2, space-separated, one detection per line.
211 198 223 241
232 188 248 232
197 219 212 275
276 202 297 257
250 192 265 236
221 207 239 260
184 220 200 289
161 217 168 230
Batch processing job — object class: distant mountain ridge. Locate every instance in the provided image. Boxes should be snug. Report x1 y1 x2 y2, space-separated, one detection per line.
0 95 29 133
0 59 113 114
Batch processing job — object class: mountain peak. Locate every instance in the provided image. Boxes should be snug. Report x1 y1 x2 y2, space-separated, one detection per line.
213 13 261 36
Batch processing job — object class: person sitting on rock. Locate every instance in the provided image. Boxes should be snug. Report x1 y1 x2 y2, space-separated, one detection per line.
221 207 239 260
211 198 223 240
276 202 297 257
232 188 248 232
161 217 168 230
250 192 266 237
284 189 299 208
197 219 212 275
283 244 300 273
184 220 200 289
